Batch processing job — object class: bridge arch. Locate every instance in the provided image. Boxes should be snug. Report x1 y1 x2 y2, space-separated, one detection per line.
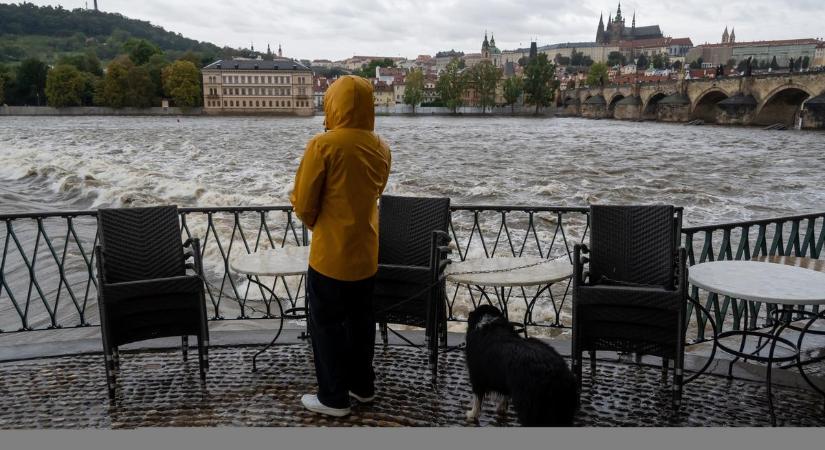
753 84 815 127
607 93 626 117
642 92 667 119
691 88 731 123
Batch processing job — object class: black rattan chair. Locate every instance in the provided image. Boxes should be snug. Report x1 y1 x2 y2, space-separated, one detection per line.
374 195 452 386
572 205 687 409
95 205 209 398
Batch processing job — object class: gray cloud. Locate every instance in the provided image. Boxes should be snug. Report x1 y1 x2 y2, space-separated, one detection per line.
17 0 825 60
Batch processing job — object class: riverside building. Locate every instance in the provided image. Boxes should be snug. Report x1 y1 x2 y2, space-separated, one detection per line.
202 59 314 116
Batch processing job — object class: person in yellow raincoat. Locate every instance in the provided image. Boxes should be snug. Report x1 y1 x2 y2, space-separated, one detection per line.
291 75 391 417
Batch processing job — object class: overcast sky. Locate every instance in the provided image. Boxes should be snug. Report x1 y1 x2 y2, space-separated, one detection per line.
13 0 825 61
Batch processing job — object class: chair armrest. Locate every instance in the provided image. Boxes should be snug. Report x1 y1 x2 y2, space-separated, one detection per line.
101 275 203 302
378 264 430 272
573 244 589 286
576 284 683 311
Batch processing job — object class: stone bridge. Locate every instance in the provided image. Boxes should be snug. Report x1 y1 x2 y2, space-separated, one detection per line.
558 71 825 129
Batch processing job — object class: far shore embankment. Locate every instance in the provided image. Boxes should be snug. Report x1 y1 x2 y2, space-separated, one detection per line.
0 106 204 116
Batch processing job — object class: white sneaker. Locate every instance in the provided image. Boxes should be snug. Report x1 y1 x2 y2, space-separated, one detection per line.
348 390 376 403
301 394 351 417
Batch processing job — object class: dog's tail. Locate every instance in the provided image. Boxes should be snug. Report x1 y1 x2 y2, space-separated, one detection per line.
513 378 578 427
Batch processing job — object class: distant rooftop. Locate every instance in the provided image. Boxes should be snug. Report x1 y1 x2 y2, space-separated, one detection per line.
697 38 821 49
203 59 311 71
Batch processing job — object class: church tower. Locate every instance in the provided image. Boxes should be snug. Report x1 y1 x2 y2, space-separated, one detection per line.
729 27 736 43
596 12 605 43
631 11 636 37
482 31 490 59
722 26 729 44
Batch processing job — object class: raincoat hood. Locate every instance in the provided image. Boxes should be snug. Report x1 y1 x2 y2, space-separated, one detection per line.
324 75 375 131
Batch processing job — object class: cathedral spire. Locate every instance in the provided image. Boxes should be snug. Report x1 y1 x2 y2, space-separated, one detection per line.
616 2 622 22
632 10 636 28
722 26 729 44
730 27 736 43
596 12 605 43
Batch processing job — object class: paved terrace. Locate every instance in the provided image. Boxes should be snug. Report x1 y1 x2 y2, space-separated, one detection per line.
1 327 824 428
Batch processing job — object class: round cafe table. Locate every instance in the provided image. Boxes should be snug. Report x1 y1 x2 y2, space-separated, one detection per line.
689 259 825 424
445 256 574 336
229 246 310 372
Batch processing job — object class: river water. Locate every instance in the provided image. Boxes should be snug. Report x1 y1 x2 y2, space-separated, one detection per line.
2 115 824 226
1 115 824 333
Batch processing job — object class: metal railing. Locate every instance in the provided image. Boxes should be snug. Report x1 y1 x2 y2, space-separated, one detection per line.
683 211 825 342
2 206 824 343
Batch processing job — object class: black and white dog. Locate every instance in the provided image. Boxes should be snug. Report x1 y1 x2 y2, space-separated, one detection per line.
464 304 578 426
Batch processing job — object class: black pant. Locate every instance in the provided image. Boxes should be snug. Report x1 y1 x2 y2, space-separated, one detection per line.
307 266 376 408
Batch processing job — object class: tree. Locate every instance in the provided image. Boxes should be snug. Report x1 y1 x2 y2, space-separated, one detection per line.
636 53 650 70
471 60 500 113
436 58 466 113
0 76 4 105
736 59 750 73
162 60 201 108
402 68 424 113
586 62 609 86
570 50 588 66
801 56 810 69
177 51 202 68
671 60 683 71
502 75 523 113
45 64 86 107
522 53 556 114
725 58 737 70
57 51 103 76
607 51 626 67
651 53 670 70
145 53 170 100
14 58 48 105
98 56 155 107
770 56 779 70
353 58 395 78
123 38 163 65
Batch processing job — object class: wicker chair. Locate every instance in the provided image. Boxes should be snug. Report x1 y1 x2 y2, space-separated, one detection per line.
572 205 687 409
95 205 209 398
374 195 452 385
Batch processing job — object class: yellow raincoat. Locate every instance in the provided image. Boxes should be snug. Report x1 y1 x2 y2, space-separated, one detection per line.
290 76 392 281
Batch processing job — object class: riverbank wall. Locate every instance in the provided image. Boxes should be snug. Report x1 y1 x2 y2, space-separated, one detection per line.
373 105 555 116
0 106 204 116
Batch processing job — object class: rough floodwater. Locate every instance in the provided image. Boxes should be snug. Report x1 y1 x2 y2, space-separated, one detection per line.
1 115 824 334
1 115 824 226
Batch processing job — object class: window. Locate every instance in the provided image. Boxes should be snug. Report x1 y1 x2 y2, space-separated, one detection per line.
287 88 291 96
224 101 227 107
268 76 272 84
269 101 272 107
230 100 234 107
287 101 291 107
243 101 246 107
233 76 238 83
256 100 260 107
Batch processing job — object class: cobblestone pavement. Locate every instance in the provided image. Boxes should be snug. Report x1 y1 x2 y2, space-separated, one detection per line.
0 345 823 428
